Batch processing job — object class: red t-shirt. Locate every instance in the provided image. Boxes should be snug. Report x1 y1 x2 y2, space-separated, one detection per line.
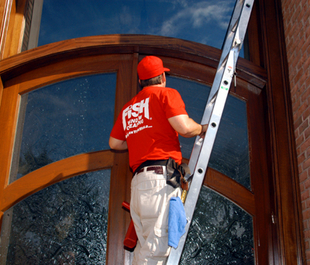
110 86 188 172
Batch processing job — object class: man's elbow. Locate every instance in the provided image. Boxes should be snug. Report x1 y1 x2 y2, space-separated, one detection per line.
109 138 118 150
109 139 116 149
109 137 127 150
178 127 195 138
177 122 202 138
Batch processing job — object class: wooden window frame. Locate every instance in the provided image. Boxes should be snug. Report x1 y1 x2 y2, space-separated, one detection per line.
0 0 305 263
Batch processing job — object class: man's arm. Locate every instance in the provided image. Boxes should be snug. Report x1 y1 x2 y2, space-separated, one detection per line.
168 114 208 138
109 136 128 150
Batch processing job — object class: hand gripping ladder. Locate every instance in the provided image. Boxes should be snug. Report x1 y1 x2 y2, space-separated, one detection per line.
167 0 254 264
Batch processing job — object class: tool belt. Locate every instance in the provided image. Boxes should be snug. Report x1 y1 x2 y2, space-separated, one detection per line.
134 158 191 191
166 158 191 191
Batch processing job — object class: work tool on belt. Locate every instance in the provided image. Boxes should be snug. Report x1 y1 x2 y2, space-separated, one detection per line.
165 158 192 203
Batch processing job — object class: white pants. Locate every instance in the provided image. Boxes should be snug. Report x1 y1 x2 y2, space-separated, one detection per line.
130 166 181 265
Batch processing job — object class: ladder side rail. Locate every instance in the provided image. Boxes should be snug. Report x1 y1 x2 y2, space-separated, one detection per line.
191 0 254 169
200 0 253 125
167 0 254 263
202 0 244 112
189 0 247 170
167 50 236 265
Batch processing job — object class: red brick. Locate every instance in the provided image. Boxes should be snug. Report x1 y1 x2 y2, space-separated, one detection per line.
306 25 310 40
304 228 310 239
304 56 310 75
299 119 309 135
305 237 310 249
306 249 310 261
301 170 309 182
301 185 306 194
296 133 305 149
301 138 310 153
306 127 310 141
284 1 310 262
295 115 303 129
298 74 308 91
304 157 310 171
299 152 306 165
302 105 310 121
302 85 310 103
293 69 304 85
301 189 310 201
303 201 307 211
304 177 310 190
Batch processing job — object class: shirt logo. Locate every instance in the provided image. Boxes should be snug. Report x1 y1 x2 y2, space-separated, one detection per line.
122 98 151 136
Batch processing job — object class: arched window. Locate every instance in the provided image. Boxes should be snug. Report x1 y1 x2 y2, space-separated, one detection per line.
0 1 304 264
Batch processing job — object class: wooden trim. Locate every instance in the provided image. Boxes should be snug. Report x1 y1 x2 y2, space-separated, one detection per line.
1 0 27 59
0 35 267 89
5 54 128 94
205 168 255 216
0 0 13 59
5 0 27 57
0 84 20 191
0 76 3 106
246 0 264 66
1 150 114 213
259 0 305 263
106 56 134 265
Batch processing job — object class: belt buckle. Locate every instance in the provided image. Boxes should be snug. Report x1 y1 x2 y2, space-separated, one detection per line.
135 165 165 176
146 166 163 175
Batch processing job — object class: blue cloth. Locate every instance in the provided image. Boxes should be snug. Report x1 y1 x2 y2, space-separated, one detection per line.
168 197 187 248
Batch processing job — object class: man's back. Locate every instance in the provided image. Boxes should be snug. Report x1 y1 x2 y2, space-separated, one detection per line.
111 85 187 172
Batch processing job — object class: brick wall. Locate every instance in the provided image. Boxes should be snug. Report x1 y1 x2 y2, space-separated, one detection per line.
281 0 310 262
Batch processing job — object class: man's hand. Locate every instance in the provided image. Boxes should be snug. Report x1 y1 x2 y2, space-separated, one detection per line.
199 124 208 138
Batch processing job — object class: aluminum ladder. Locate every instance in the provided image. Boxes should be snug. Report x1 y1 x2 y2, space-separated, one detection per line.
167 0 255 263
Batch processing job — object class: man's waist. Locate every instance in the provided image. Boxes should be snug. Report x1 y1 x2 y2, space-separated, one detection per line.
133 160 168 176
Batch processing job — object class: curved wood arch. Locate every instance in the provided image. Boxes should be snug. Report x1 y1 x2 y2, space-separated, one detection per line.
7 53 130 94
0 35 267 89
205 168 255 215
1 150 114 213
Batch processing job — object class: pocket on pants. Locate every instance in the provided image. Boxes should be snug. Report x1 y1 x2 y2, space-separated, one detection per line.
150 231 170 257
138 178 166 220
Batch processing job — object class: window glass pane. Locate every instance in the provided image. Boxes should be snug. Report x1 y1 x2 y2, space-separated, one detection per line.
14 74 116 180
38 0 235 49
2 170 110 265
180 186 255 264
168 76 251 190
211 96 251 189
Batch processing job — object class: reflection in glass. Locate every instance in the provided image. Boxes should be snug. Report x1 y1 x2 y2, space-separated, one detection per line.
4 170 110 265
38 0 235 49
15 74 116 180
210 96 251 189
168 76 251 189
180 186 255 264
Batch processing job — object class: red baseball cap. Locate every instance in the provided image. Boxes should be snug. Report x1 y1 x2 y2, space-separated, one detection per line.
137 56 170 80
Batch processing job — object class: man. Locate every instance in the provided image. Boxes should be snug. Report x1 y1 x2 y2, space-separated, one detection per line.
109 56 208 264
